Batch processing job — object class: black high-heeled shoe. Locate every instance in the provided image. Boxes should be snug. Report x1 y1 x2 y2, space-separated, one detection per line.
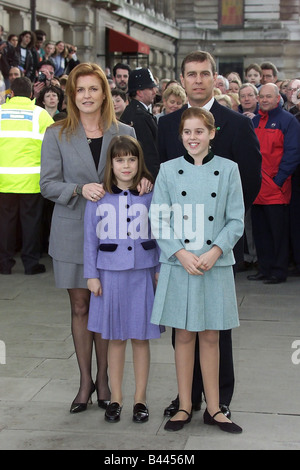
203 408 242 434
70 383 96 414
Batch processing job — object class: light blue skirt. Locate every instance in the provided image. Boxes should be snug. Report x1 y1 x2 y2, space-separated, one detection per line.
151 263 239 332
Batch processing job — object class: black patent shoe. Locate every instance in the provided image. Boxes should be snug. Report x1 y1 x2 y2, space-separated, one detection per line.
164 409 192 432
105 402 122 422
133 403 149 423
163 395 179 417
203 408 242 434
98 399 110 409
70 383 96 414
219 404 231 419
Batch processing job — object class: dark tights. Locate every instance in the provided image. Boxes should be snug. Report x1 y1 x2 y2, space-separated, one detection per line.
68 288 110 403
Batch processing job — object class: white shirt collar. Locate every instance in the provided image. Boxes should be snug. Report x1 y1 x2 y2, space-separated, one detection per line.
187 96 215 110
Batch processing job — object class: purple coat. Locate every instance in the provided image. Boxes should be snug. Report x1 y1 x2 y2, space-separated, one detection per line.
84 186 159 278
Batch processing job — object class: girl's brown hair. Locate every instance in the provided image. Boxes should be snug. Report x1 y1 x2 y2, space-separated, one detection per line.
179 107 216 135
54 62 117 139
103 135 153 193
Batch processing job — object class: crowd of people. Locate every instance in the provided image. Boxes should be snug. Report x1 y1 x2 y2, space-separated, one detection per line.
1 25 300 436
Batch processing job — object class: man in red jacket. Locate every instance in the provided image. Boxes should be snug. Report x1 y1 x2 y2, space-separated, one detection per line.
248 83 300 284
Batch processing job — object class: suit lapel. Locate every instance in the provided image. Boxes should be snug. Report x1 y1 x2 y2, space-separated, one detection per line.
98 122 119 179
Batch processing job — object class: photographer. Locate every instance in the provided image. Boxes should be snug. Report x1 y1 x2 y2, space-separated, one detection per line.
32 59 55 99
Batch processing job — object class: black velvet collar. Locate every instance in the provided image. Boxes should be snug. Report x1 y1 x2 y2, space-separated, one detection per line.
112 184 139 195
184 149 214 165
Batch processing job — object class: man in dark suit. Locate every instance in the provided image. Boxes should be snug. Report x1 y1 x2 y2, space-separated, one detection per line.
159 50 262 418
120 68 160 179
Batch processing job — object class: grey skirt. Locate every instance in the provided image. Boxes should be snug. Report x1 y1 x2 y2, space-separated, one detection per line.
53 259 87 289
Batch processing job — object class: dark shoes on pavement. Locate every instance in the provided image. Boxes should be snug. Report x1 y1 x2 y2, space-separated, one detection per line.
104 402 149 423
163 395 231 419
247 272 286 284
25 264 46 275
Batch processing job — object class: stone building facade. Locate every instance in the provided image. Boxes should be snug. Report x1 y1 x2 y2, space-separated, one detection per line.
0 0 300 80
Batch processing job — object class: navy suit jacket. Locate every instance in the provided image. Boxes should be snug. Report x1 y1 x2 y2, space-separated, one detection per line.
157 100 262 262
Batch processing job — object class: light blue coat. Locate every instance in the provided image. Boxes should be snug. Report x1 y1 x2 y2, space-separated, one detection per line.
150 154 244 266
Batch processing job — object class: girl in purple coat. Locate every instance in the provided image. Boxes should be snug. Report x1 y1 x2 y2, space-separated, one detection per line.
84 135 162 424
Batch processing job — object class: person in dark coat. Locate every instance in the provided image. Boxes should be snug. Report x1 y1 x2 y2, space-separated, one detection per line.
0 25 19 88
158 50 262 419
120 68 160 179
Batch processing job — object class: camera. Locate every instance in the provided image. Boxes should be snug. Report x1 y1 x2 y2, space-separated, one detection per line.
38 72 47 83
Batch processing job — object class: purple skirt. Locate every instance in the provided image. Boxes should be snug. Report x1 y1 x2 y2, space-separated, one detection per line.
87 267 164 340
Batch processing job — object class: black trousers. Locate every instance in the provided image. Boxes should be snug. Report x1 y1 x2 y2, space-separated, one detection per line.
251 204 289 280
172 328 234 405
290 177 300 270
0 193 44 270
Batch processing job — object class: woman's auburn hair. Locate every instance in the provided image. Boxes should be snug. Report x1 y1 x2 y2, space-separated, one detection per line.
54 62 117 139
103 135 154 193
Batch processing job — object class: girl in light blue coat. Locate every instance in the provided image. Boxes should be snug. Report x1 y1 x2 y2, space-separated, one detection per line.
150 108 244 433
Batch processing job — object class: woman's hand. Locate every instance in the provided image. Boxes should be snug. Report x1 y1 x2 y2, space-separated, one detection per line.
196 246 223 272
137 177 153 196
175 249 203 275
87 278 102 296
82 183 106 202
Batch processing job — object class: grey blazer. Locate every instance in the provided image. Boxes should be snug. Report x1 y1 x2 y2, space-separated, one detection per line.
40 121 136 264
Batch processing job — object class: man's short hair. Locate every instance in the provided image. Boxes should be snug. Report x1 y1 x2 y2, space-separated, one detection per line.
11 77 32 98
260 61 278 77
181 51 217 76
112 62 131 77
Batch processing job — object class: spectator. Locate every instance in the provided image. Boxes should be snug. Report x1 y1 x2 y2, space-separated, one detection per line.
111 88 128 119
16 30 35 81
43 42 55 63
112 62 131 92
0 77 53 275
248 83 300 284
156 83 186 121
283 78 300 111
33 59 55 99
36 84 62 117
64 45 80 75
7 34 18 48
215 93 232 108
226 91 240 112
228 79 241 94
0 25 19 88
51 41 67 77
238 82 259 118
244 63 262 90
216 75 229 94
120 68 160 178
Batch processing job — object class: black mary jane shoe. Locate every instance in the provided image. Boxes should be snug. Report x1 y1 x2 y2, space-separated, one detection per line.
164 409 192 432
98 399 110 410
203 408 242 434
105 402 122 423
133 403 149 423
70 383 96 414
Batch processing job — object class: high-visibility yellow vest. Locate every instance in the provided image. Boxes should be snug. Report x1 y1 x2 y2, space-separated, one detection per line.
0 96 54 193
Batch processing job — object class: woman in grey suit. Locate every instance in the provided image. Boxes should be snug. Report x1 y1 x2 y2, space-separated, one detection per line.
40 63 149 413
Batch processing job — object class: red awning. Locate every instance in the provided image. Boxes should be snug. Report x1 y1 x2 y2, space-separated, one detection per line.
108 29 150 55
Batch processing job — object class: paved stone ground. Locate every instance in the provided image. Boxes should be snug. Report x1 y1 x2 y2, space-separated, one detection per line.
0 255 299 450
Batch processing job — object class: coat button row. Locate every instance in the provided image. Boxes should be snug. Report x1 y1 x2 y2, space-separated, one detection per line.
181 191 217 198
183 215 214 221
178 169 220 175
185 239 212 245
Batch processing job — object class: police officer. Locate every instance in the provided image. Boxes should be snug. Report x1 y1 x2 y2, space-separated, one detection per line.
120 68 160 179
0 77 53 274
